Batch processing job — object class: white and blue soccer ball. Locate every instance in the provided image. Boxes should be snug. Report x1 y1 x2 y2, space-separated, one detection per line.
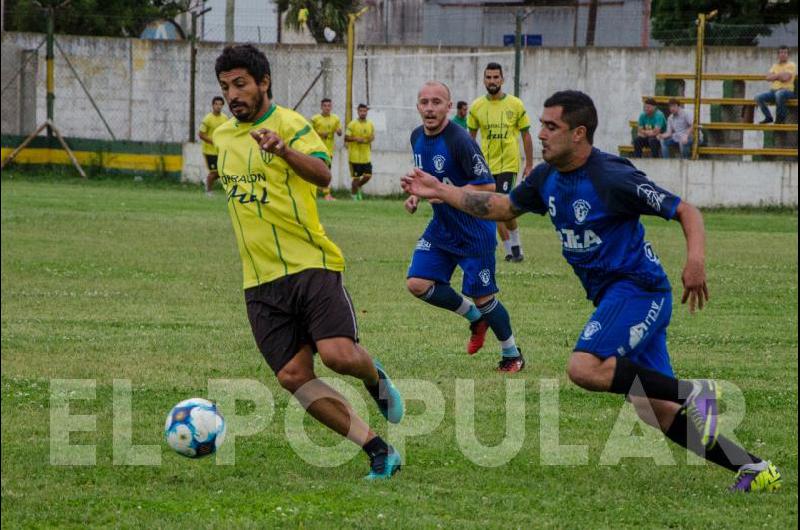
164 398 226 458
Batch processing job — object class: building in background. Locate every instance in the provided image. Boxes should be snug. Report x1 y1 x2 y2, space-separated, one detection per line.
358 0 797 48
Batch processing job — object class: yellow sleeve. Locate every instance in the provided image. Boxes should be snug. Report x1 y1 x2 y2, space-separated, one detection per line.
467 101 480 130
285 114 330 163
334 115 342 131
199 115 210 134
368 121 375 140
516 99 531 132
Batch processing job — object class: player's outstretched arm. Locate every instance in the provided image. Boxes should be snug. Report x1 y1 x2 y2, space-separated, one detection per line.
675 200 709 313
401 168 520 221
251 129 331 188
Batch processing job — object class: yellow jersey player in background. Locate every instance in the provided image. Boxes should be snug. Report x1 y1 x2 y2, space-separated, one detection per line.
310 98 342 201
212 44 404 479
198 96 229 195
468 63 533 263
345 103 375 201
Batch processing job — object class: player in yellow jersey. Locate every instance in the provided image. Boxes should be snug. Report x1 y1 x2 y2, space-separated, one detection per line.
198 96 229 195
468 63 533 263
345 104 375 201
212 44 403 479
310 98 342 201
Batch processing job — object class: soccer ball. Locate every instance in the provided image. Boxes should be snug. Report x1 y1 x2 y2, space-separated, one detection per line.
164 398 226 458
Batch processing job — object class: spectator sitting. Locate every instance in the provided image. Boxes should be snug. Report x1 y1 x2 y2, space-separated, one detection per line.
755 45 797 124
658 98 695 159
633 97 666 158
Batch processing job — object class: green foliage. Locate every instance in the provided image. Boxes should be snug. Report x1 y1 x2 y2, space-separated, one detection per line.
277 0 362 44
1 177 797 527
4 0 191 38
652 0 799 46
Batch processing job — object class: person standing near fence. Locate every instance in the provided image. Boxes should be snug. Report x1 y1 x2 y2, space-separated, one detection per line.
311 98 342 201
345 104 375 201
468 63 533 263
755 46 797 125
199 96 229 195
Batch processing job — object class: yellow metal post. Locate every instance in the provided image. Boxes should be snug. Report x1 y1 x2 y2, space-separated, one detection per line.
692 10 717 160
345 7 369 126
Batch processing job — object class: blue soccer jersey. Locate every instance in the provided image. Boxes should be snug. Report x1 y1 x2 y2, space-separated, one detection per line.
509 148 681 304
411 121 496 256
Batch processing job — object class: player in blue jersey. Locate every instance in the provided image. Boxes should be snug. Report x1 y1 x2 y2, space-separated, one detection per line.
402 90 781 492
404 81 525 372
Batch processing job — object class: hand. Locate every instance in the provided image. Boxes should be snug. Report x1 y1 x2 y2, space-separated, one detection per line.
404 195 419 214
319 131 328 139
678 134 688 145
681 257 709 314
401 168 442 200
250 128 286 157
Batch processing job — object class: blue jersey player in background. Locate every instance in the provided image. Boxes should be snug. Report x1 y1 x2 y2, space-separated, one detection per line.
404 81 525 372
402 90 781 492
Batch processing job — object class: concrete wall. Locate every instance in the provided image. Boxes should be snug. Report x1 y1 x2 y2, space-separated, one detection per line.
2 31 796 153
3 32 797 205
183 143 797 207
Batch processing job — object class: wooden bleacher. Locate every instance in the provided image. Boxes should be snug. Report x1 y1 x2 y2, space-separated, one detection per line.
628 120 797 132
618 72 798 159
618 145 797 157
640 95 798 107
655 73 769 82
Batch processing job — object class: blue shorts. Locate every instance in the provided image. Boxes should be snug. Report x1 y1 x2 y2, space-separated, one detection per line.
574 280 674 377
407 239 498 298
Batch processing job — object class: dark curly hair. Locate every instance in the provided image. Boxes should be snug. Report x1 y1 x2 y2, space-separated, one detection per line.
543 90 598 144
215 44 272 99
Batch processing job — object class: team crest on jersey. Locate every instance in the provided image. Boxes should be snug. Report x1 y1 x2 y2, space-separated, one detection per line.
433 154 446 173
260 150 275 164
572 199 591 225
505 110 515 120
636 184 666 211
479 268 491 286
582 321 602 340
472 154 489 176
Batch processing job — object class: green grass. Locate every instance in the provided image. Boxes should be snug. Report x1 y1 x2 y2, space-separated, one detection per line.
2 176 797 528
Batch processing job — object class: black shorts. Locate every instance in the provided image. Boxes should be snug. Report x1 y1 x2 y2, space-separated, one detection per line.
244 269 359 374
350 162 372 178
493 172 516 194
204 154 218 171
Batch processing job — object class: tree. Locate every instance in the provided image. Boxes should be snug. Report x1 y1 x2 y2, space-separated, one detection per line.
4 0 192 38
277 0 362 44
651 0 799 46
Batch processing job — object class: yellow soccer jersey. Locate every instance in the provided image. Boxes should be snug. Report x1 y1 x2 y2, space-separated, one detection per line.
213 103 345 289
345 119 374 164
770 61 797 91
200 112 229 155
467 94 531 175
311 113 341 158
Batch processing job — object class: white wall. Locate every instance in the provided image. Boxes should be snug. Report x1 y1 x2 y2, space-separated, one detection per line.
183 144 798 207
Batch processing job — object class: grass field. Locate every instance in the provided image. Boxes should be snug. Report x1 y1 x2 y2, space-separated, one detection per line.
2 175 797 528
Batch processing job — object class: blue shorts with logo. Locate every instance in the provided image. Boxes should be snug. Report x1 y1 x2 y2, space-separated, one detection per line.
575 280 674 377
407 239 498 298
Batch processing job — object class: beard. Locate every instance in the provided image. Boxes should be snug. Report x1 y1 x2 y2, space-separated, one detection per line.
230 92 264 122
486 84 501 95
